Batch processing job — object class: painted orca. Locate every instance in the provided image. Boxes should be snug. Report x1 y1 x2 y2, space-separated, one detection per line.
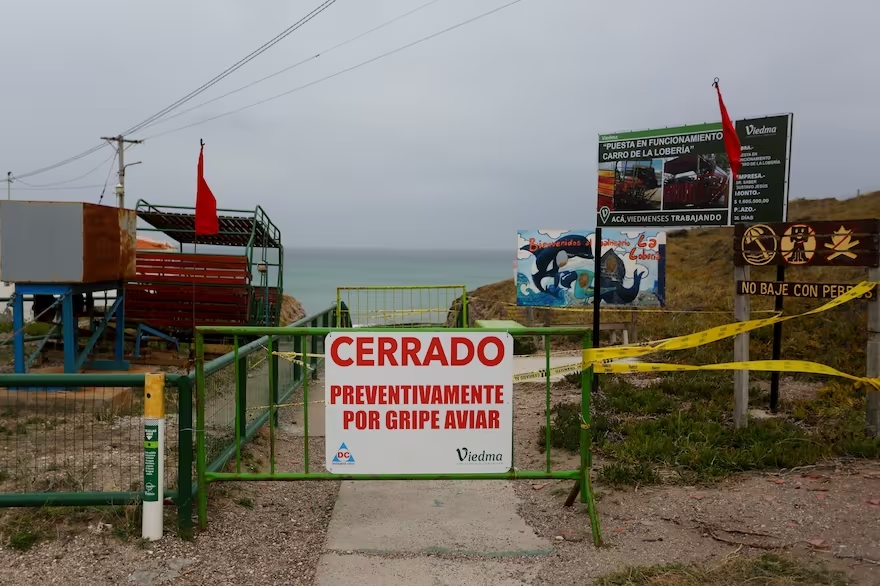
521 235 594 297
600 270 646 304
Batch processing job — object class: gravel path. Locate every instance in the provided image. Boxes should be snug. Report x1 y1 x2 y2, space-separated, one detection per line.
1 376 879 585
0 423 339 586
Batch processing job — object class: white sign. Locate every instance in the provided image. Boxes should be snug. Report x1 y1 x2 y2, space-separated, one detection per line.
325 332 514 475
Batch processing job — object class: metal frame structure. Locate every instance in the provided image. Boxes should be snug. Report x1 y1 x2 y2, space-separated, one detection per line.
12 281 128 374
130 200 284 336
335 285 469 328
193 323 602 546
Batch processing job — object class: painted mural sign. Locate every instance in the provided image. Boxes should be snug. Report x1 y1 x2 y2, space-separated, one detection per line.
597 114 793 228
516 229 666 308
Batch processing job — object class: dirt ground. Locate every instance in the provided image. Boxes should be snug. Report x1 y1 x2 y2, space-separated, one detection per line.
0 376 878 585
0 424 337 586
510 378 880 585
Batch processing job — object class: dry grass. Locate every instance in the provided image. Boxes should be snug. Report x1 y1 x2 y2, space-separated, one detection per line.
592 553 849 586
464 191 880 377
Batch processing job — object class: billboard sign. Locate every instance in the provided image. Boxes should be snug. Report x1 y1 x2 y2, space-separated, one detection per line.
516 229 666 308
597 114 793 228
325 332 514 475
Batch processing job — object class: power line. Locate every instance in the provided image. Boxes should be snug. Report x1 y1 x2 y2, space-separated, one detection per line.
144 0 525 140
11 0 338 181
140 0 445 131
11 184 106 191
121 0 338 136
12 151 117 188
97 148 120 205
13 143 110 180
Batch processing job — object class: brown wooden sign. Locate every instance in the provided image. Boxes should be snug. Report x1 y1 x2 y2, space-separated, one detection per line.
736 280 875 300
733 219 880 267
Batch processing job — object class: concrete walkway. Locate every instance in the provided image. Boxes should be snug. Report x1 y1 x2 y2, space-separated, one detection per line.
314 480 551 585
310 354 590 585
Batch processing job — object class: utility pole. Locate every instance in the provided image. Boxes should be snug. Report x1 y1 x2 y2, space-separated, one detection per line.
6 172 11 200
100 135 143 208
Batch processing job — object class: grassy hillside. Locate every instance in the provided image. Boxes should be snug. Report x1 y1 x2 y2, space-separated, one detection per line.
464 191 880 377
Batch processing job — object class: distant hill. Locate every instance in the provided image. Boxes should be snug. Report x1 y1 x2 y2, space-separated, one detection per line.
459 191 880 375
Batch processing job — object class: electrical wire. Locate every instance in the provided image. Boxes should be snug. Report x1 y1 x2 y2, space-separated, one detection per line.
120 0 338 137
12 151 117 188
11 0 338 181
11 184 105 191
13 143 110 180
144 0 525 140
139 0 445 131
97 147 120 205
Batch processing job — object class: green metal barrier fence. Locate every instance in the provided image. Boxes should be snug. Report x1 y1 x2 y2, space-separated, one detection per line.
0 304 338 536
0 372 194 532
194 325 602 546
336 285 468 328
198 304 336 482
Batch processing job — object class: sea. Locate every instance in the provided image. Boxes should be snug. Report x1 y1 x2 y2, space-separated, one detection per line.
284 248 512 316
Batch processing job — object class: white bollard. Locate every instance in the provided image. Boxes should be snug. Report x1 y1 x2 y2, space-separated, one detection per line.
142 372 165 541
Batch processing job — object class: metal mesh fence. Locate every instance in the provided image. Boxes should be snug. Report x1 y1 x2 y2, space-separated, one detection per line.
200 311 331 475
0 379 180 495
336 286 466 327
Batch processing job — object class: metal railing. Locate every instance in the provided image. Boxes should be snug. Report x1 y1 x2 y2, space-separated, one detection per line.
336 285 468 328
0 304 337 535
193 324 602 545
0 372 194 532
198 305 336 480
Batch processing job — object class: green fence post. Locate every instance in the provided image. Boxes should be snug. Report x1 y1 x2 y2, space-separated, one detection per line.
195 331 208 530
176 375 194 538
544 335 552 474
581 334 603 546
321 311 330 354
310 318 319 380
236 339 248 453
268 335 277 471
271 336 280 427
293 334 302 382
461 289 469 327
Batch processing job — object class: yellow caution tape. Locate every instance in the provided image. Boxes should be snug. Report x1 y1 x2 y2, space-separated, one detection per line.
591 359 880 390
513 362 585 382
584 281 875 363
512 358 880 389
246 399 326 413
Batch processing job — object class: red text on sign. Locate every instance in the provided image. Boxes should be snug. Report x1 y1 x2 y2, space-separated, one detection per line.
328 384 505 405
341 409 500 430
329 335 505 367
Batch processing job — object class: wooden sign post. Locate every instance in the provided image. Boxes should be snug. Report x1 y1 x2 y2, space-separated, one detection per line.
733 219 880 434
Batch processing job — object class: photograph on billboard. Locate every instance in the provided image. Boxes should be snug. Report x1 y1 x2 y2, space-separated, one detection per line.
516 229 666 308
597 114 793 228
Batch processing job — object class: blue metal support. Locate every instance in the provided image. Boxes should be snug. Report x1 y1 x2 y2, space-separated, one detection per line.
134 323 180 357
12 281 130 375
75 296 123 370
115 286 125 363
26 324 59 370
12 292 24 373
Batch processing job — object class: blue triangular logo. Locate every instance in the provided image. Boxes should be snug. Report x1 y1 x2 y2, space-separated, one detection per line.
332 442 355 464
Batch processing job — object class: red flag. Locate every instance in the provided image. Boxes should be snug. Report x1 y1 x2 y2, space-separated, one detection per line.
714 79 741 179
195 141 219 236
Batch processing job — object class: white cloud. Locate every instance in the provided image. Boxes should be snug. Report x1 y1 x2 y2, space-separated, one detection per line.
537 230 568 239
517 233 531 259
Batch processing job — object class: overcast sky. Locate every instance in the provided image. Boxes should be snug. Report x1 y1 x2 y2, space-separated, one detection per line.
2 0 878 250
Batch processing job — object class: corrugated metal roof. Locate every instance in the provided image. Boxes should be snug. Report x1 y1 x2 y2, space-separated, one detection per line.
136 210 282 248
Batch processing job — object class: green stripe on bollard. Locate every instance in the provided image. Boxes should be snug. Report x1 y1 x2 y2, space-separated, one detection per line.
143 422 160 502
